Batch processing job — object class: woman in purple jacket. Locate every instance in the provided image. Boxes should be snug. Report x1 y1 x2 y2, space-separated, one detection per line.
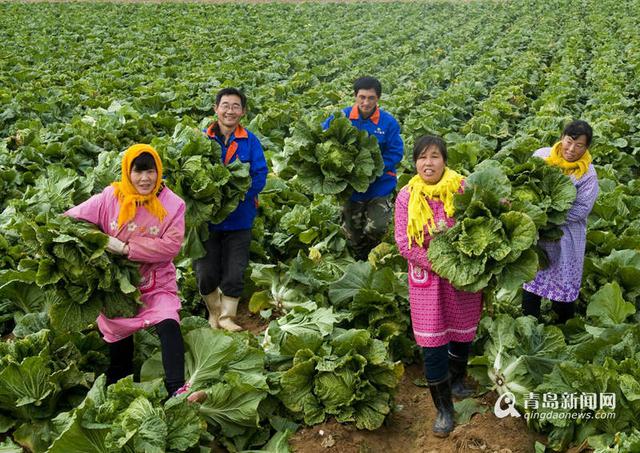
522 120 599 323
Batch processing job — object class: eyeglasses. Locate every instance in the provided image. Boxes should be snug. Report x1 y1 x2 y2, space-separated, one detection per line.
217 103 243 112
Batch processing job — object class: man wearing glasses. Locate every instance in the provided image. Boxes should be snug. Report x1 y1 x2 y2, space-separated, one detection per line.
195 88 268 331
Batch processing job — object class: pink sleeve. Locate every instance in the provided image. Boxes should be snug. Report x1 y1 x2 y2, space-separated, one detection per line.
394 189 431 270
127 202 185 264
64 192 107 231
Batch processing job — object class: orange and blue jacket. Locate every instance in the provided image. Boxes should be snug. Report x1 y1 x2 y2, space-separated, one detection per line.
204 122 268 231
323 105 404 201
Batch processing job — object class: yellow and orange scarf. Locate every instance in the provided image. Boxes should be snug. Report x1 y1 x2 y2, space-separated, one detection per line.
111 144 167 228
406 168 464 248
545 141 592 179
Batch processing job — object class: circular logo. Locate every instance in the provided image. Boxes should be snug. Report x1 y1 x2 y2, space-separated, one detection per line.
494 392 522 418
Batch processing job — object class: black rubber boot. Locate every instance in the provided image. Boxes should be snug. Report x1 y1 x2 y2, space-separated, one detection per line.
155 319 186 396
449 356 474 399
352 244 371 262
428 376 455 437
106 335 134 385
552 301 575 324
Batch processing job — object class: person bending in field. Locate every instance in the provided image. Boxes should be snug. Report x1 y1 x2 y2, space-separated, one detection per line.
522 120 599 323
323 76 404 261
194 88 268 331
66 144 204 402
394 136 482 437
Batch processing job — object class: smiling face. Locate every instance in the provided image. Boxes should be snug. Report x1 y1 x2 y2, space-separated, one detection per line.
354 88 379 118
560 134 589 162
416 145 446 184
129 167 158 195
214 94 245 130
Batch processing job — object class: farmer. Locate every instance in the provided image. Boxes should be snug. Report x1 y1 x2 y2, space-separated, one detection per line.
323 76 404 261
522 120 599 323
66 144 203 401
195 87 268 331
394 136 482 437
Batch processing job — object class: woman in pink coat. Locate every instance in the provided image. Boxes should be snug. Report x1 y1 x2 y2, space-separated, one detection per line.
66 144 195 398
394 136 483 437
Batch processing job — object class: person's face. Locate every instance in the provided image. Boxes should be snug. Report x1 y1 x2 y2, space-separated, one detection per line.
214 94 245 129
416 146 446 184
354 88 379 117
561 134 588 162
130 167 158 195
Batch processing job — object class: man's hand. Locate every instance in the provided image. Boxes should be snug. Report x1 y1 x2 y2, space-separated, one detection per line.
106 236 128 255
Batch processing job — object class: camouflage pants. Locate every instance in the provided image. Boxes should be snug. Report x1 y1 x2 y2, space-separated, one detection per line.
342 194 394 261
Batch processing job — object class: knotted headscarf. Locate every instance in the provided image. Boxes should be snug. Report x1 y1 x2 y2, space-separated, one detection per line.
111 144 167 228
545 141 592 179
406 167 464 248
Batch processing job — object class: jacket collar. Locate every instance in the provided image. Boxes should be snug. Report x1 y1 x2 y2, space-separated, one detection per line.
348 105 380 125
206 122 248 140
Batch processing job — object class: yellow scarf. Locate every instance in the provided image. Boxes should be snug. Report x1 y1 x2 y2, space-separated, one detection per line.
406 168 464 248
111 144 167 228
545 141 592 179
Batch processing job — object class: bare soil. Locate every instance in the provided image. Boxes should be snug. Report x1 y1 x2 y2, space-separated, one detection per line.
235 304 546 453
235 303 272 334
288 364 545 453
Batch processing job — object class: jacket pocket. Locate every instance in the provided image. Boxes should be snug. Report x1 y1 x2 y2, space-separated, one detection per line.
408 263 431 288
139 270 157 293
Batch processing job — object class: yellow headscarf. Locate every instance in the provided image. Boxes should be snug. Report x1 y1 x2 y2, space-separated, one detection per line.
111 144 167 228
406 167 464 248
545 141 592 179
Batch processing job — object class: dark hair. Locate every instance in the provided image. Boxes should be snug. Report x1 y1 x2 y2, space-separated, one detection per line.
215 87 247 109
413 135 448 164
131 152 157 172
562 120 593 147
353 76 382 98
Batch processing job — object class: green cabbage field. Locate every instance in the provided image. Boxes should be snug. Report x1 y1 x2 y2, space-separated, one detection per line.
1 0 640 451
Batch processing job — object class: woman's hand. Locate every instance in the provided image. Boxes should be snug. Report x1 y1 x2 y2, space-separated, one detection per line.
106 236 129 255
431 219 449 235
499 197 512 209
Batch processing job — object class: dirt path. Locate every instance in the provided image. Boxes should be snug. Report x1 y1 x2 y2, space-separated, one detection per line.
236 305 545 453
288 363 545 453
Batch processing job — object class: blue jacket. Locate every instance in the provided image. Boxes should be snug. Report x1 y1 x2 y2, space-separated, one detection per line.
204 123 268 231
323 106 404 201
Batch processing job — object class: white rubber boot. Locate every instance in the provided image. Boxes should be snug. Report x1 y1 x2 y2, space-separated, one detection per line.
202 290 221 329
218 294 243 332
